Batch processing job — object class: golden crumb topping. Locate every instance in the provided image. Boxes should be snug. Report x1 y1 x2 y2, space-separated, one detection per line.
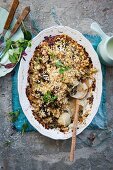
26 34 96 132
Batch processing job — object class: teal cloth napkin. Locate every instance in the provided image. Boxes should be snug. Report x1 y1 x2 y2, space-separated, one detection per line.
11 34 107 131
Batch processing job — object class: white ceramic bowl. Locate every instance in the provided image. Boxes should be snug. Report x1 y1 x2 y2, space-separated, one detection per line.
18 26 102 140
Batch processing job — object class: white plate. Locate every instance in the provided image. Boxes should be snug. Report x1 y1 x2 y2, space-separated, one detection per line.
18 26 102 140
0 7 24 77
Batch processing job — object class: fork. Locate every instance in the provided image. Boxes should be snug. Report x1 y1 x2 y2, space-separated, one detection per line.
0 6 30 61
0 0 19 44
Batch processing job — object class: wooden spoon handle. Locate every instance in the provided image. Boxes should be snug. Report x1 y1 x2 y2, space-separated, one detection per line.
10 6 30 38
4 0 19 30
70 99 79 161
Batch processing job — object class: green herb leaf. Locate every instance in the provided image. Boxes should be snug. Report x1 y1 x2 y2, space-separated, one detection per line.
55 60 64 67
55 60 71 74
28 40 32 47
3 39 13 55
9 53 19 64
21 122 29 135
51 95 57 101
43 91 51 103
8 110 20 122
15 39 30 50
19 47 24 53
22 21 32 40
59 66 70 74
43 91 57 103
59 67 65 74
24 30 32 41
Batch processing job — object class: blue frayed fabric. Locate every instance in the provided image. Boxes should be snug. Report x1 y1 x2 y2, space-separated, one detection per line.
12 34 107 131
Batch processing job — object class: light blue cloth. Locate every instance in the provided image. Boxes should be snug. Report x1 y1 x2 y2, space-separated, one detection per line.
12 34 107 131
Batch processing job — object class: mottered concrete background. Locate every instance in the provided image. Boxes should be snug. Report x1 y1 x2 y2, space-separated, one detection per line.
0 0 113 169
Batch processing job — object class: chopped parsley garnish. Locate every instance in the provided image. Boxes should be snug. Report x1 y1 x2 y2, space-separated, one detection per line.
59 66 70 74
55 60 64 67
55 60 71 74
43 91 57 103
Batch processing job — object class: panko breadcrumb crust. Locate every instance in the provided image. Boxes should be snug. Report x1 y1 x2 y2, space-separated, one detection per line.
26 34 96 132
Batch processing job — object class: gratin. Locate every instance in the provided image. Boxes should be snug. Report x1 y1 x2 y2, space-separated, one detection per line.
26 34 97 132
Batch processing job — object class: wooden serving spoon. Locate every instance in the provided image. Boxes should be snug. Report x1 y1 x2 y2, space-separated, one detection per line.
69 98 79 161
69 82 88 161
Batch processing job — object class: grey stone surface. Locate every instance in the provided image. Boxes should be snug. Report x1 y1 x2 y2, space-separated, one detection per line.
0 0 113 170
